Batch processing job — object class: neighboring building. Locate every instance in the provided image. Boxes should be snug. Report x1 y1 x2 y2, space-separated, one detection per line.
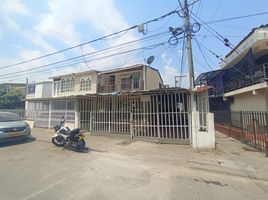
222 25 268 111
196 24 268 112
99 64 163 93
0 83 26 94
51 70 99 97
26 82 52 99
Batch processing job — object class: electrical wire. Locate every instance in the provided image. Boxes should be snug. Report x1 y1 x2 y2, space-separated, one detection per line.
0 9 179 70
189 11 262 86
0 41 167 80
80 44 91 69
194 39 224 61
204 11 268 24
0 31 170 79
193 37 214 70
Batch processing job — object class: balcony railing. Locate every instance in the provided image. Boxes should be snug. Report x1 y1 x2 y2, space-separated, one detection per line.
224 63 268 93
100 81 144 93
100 84 116 93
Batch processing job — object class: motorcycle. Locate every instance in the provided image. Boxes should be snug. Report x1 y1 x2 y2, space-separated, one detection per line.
51 117 86 152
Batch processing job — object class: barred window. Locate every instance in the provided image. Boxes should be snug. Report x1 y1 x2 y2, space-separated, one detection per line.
53 80 61 96
27 84 35 94
80 77 91 91
133 77 140 89
54 77 74 95
61 79 66 93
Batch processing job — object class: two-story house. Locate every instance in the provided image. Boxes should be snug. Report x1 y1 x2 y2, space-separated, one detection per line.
196 24 268 112
99 64 163 93
51 70 99 97
26 82 52 99
25 64 164 128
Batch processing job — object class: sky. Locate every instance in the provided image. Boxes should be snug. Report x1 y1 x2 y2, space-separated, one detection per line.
0 0 268 87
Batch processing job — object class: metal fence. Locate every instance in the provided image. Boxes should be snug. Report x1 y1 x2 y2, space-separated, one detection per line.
78 91 191 143
0 109 26 119
214 111 268 154
196 90 209 131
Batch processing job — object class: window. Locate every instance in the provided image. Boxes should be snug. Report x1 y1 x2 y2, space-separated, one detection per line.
27 84 35 94
61 79 66 93
80 77 91 91
132 73 140 89
54 77 75 95
132 77 140 89
56 81 60 95
53 80 61 96
64 77 75 92
121 77 131 90
109 75 115 85
70 77 75 91
66 78 70 92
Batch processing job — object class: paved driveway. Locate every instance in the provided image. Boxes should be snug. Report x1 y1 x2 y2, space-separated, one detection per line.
0 128 267 200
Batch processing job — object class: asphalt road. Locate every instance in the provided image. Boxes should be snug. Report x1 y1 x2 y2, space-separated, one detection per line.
0 129 267 200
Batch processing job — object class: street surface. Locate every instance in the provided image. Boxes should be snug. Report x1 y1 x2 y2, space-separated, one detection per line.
0 128 267 200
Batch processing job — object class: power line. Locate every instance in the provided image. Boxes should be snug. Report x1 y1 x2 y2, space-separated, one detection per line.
0 42 167 79
190 12 257 81
0 9 179 70
193 37 214 71
204 11 268 24
194 39 224 62
0 31 169 78
1 43 169 83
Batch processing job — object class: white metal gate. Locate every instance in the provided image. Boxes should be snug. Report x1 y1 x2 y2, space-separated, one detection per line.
26 99 75 128
131 92 190 144
78 89 190 144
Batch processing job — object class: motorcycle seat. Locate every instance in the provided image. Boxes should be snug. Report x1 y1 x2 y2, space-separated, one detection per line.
69 128 81 138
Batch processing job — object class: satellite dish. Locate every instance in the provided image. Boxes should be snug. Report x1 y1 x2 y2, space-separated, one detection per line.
146 56 154 65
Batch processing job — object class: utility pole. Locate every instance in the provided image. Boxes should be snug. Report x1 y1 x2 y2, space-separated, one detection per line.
183 0 197 145
183 0 196 111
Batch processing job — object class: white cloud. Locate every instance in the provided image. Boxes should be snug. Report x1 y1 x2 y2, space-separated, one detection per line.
161 53 190 88
3 17 20 31
1 0 30 16
34 0 140 68
1 0 143 83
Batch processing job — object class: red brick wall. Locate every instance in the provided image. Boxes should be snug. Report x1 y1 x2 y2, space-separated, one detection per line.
215 124 242 141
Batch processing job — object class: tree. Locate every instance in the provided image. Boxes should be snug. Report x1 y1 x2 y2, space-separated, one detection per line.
0 88 25 109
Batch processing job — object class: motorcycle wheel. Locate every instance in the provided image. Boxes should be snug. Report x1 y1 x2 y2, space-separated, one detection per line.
52 136 65 147
76 139 86 152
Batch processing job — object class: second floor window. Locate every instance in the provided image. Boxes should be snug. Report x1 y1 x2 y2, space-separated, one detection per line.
60 78 74 93
121 77 131 90
27 84 35 94
53 77 74 96
133 77 140 89
80 77 91 91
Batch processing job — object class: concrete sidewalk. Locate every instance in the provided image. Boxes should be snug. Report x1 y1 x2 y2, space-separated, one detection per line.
32 128 268 181
1 128 268 200
189 132 268 182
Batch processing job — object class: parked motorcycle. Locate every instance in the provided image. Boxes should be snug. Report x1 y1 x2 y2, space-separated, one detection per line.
52 117 86 152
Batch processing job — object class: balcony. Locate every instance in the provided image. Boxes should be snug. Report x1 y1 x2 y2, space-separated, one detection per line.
100 80 144 93
100 84 116 93
224 64 268 93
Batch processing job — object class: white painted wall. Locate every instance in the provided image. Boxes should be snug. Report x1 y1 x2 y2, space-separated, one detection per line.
221 27 268 68
53 72 98 97
42 82 52 98
146 68 163 90
26 82 52 99
230 88 268 111
192 112 216 149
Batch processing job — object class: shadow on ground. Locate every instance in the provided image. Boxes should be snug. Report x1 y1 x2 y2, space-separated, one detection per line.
0 136 36 148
